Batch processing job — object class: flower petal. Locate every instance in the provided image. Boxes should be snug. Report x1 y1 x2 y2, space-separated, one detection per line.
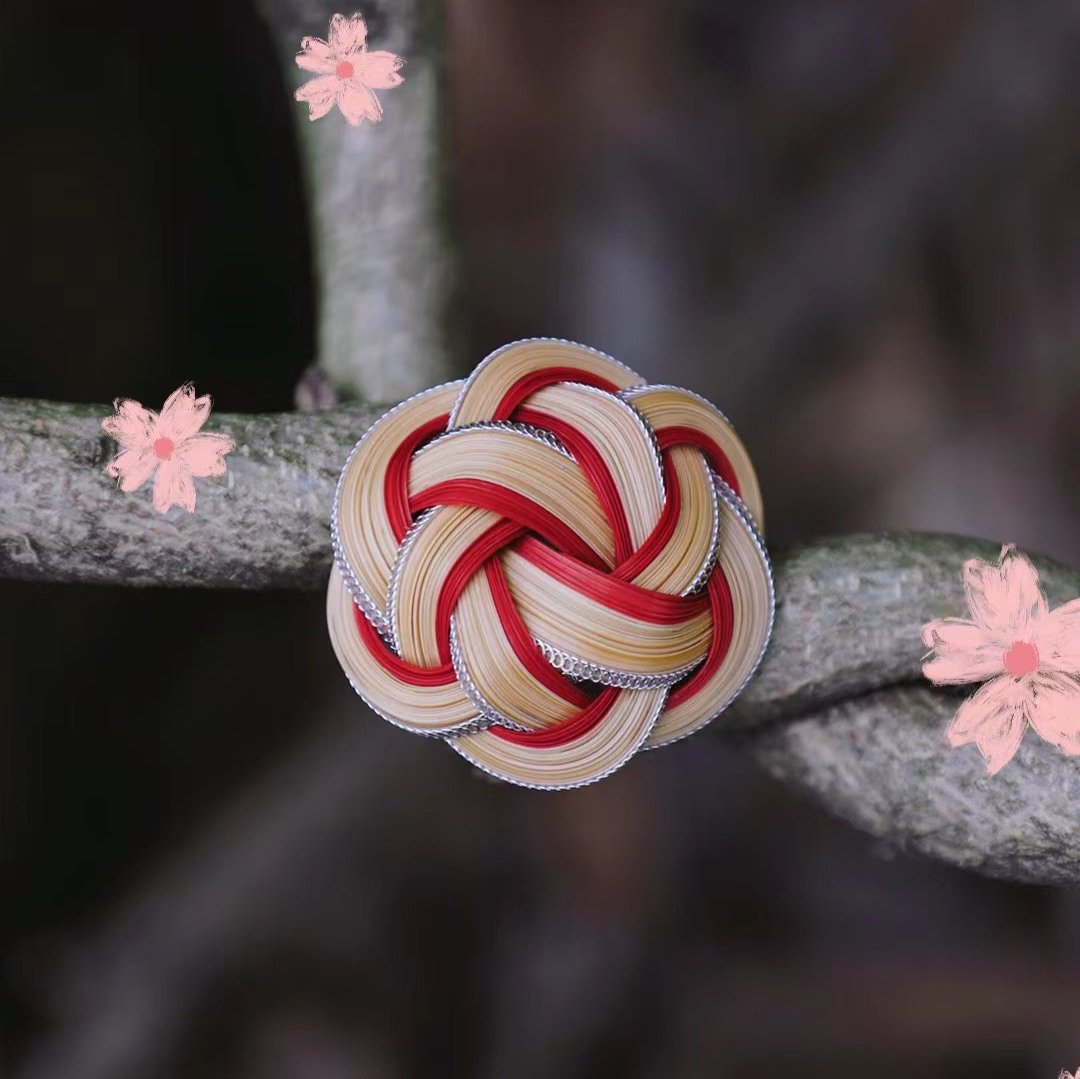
357 50 404 89
157 383 211 442
295 74 341 121
962 544 1046 641
296 35 336 74
328 12 367 54
1026 670 1080 755
1035 598 1080 673
921 617 1002 685
947 675 1028 774
106 447 158 492
102 398 155 450
339 82 382 125
152 459 196 514
176 431 234 478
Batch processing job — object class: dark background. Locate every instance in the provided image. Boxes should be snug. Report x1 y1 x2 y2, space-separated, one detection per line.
3 0 1080 1076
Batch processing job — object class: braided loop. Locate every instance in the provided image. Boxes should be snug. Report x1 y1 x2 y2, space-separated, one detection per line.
327 339 774 788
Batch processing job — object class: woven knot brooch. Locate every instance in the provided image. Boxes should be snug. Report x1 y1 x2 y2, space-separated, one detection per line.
327 339 775 789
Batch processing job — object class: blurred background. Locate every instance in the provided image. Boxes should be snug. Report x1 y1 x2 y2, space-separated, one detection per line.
3 0 1080 1076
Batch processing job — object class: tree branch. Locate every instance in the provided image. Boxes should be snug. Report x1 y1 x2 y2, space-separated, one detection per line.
255 0 461 400
746 685 1080 886
736 534 1080 887
0 397 382 590
5 394 1080 885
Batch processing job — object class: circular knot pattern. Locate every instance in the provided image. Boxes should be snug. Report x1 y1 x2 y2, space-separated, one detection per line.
327 339 774 789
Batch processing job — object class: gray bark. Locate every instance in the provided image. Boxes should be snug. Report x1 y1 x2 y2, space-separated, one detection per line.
750 707 1080 886
0 397 381 590
256 0 461 400
737 534 1080 887
748 686 1080 887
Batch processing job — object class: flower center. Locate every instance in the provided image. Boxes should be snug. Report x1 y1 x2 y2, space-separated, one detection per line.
153 436 175 460
335 60 355 80
1003 640 1039 677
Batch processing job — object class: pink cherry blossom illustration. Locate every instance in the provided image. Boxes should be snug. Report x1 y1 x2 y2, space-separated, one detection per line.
1060 1069 1080 1079
102 384 235 514
922 544 1080 774
294 12 404 125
